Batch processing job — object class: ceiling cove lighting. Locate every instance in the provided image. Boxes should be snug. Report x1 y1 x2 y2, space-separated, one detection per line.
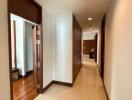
88 17 93 21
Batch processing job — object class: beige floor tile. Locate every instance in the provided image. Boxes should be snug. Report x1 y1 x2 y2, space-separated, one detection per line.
35 55 107 100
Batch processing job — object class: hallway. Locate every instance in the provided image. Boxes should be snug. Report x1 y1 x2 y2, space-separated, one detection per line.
35 56 107 100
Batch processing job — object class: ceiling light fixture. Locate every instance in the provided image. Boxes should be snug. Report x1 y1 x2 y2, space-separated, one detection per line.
88 17 93 21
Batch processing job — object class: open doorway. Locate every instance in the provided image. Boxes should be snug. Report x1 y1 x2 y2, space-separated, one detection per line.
82 32 98 63
10 13 41 100
8 0 43 99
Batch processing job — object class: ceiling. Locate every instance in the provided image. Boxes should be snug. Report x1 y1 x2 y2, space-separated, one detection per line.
83 32 97 40
36 0 111 32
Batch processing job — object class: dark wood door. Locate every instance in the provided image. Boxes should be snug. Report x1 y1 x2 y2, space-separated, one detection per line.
73 15 82 83
101 16 106 79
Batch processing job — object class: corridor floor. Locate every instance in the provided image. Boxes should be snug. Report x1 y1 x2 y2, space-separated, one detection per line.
35 55 108 100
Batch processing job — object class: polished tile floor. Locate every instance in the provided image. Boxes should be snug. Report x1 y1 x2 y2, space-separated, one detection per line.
35 55 107 100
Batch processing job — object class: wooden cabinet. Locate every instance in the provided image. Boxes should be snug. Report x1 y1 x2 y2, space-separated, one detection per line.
72 15 82 83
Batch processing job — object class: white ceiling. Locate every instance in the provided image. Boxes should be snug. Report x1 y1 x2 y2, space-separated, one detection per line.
36 0 111 31
83 32 97 40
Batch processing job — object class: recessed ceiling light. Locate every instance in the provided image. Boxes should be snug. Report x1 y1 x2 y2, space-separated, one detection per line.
88 17 93 21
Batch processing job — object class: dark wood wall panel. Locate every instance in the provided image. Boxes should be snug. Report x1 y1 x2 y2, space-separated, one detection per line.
101 15 106 79
8 0 42 24
83 40 95 55
73 15 82 83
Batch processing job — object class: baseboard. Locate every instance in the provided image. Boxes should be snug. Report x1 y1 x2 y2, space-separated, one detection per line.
19 70 33 78
42 81 53 93
42 80 72 93
103 82 109 100
97 65 109 100
26 70 33 76
52 81 73 87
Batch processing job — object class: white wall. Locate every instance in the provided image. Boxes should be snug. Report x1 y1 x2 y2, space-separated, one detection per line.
11 14 25 76
42 8 56 88
0 0 10 99
105 0 132 100
54 12 73 83
25 22 33 72
36 0 73 87
11 14 36 75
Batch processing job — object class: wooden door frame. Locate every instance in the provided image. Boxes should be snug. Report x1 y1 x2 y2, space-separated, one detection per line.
100 15 106 79
94 34 98 62
8 0 43 100
32 25 42 91
12 20 17 69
